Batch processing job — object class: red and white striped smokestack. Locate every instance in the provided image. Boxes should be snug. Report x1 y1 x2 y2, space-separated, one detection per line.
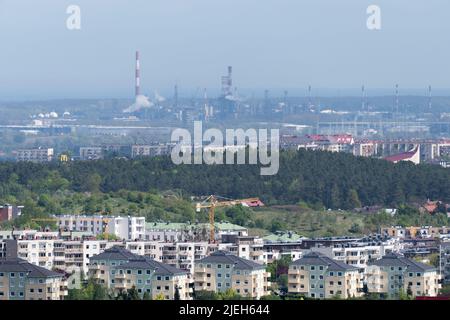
135 51 140 97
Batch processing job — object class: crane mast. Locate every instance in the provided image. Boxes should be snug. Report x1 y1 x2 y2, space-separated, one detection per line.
196 195 261 243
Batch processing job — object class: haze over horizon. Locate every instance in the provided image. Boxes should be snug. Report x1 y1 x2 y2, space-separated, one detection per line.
1 0 450 100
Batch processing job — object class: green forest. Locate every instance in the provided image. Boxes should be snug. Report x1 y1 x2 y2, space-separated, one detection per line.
0 149 449 234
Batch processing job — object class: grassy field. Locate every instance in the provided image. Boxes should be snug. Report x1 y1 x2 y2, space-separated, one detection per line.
248 206 368 238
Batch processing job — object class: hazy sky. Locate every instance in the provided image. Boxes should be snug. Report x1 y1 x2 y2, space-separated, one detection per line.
0 0 449 99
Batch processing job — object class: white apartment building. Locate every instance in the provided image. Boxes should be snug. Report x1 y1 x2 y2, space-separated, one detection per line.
16 240 55 270
15 148 54 162
311 237 403 269
57 215 145 240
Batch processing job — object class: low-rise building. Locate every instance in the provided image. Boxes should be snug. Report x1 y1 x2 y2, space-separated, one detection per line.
287 251 363 299
0 204 24 222
365 252 441 297
79 147 103 160
194 251 270 299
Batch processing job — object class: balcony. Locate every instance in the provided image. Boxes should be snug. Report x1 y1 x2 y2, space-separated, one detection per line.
115 273 126 279
195 268 206 274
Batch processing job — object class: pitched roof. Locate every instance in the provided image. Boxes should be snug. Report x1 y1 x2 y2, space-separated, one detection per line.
196 250 265 270
384 146 419 163
89 246 140 261
369 252 436 272
0 258 63 278
291 252 359 272
115 257 188 276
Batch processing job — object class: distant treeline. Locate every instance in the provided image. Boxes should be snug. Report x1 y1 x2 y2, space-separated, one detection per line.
0 150 449 209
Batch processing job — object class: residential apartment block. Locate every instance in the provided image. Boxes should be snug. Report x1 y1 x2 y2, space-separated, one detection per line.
194 251 271 299
0 257 67 300
88 246 191 300
288 252 363 299
57 215 145 240
365 253 441 297
15 148 54 163
311 235 402 268
440 242 450 284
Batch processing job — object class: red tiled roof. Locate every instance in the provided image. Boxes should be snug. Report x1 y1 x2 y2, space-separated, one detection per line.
384 147 419 163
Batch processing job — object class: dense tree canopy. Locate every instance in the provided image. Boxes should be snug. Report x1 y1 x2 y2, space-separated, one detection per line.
0 150 449 209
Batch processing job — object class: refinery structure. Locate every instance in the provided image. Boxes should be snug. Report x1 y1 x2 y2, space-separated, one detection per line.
1 50 450 168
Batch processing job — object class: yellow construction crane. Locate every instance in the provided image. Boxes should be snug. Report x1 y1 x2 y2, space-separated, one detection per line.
196 195 262 243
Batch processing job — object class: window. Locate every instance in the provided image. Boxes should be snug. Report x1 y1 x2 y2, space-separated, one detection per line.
310 266 315 271
138 270 142 275
127 270 131 274
218 283 222 288
218 264 222 269
157 286 161 290
319 266 324 270
330 281 334 285
164 286 169 291
330 290 334 295
157 276 162 281
146 270 151 275
10 273 15 278
329 272 334 276
226 265 230 269
218 274 222 278
311 275 315 280
165 276 169 281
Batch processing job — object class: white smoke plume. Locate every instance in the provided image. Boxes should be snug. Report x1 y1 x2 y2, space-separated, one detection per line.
154 91 166 103
123 94 154 113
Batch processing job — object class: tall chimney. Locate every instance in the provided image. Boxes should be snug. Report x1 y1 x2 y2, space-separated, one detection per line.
135 51 141 97
228 66 232 91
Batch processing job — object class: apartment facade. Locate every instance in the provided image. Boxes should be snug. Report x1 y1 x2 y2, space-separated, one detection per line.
88 246 190 299
57 215 145 240
0 258 67 300
365 253 441 297
311 237 402 269
288 252 363 299
15 148 54 163
194 251 270 299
